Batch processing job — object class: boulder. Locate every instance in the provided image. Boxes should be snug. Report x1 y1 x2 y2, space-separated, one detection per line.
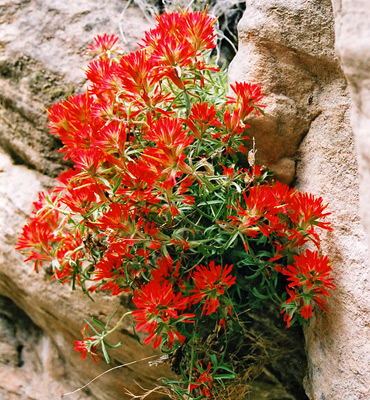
229 1 370 399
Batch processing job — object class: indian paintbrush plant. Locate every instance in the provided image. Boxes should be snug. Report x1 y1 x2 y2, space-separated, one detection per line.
16 9 335 399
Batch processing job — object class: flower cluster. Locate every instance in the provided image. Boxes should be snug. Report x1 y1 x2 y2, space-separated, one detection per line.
16 10 334 399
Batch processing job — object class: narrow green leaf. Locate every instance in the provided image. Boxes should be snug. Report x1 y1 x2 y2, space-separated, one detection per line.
252 287 270 299
104 341 122 349
214 374 235 380
91 317 106 330
101 340 111 364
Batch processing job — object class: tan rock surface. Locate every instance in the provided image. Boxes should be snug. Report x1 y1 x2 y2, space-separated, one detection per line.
0 1 170 399
331 0 370 253
229 0 336 184
230 0 370 399
0 0 153 177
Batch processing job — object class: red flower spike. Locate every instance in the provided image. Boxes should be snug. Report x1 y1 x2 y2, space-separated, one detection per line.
88 34 122 59
151 255 185 290
190 261 236 315
227 82 265 121
74 324 101 363
228 183 290 239
85 58 121 101
189 360 213 398
16 190 64 272
132 281 195 349
151 37 194 89
183 9 217 52
186 102 222 139
288 192 332 232
142 118 193 174
281 249 335 325
47 92 103 160
93 251 134 295
118 49 157 99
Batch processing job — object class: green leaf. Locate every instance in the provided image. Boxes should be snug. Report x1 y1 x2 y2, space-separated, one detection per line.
252 287 270 300
237 255 257 268
132 323 142 345
244 267 265 280
97 175 112 189
224 232 239 250
91 317 106 330
214 374 235 380
217 365 235 374
183 90 191 115
85 320 100 335
197 200 225 206
210 353 218 367
104 341 122 349
101 340 111 364
105 310 118 327
112 177 122 194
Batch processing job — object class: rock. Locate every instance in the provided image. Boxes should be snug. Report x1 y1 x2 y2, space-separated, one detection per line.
0 0 153 177
230 1 370 399
0 295 80 400
229 0 336 184
331 0 370 253
0 1 171 399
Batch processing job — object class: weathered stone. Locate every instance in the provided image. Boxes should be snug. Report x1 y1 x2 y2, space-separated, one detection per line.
230 1 370 399
0 0 153 177
331 0 370 253
229 0 337 184
0 295 83 400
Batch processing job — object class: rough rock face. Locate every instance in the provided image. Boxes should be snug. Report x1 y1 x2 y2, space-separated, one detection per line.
331 0 370 252
229 1 370 399
0 2 171 399
0 0 153 177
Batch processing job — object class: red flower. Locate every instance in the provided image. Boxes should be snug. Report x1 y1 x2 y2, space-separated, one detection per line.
182 9 217 52
227 82 265 121
151 255 185 289
47 92 103 160
93 251 134 295
118 49 156 100
74 324 100 363
141 10 216 54
56 168 102 215
281 250 335 325
132 281 194 349
142 118 193 175
228 183 284 239
186 102 222 139
88 34 122 59
16 191 63 271
190 261 236 315
91 121 128 165
288 192 332 233
284 250 335 294
151 36 194 89
189 360 213 398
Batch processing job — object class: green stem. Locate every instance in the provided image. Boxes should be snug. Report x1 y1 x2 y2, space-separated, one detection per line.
106 311 132 336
